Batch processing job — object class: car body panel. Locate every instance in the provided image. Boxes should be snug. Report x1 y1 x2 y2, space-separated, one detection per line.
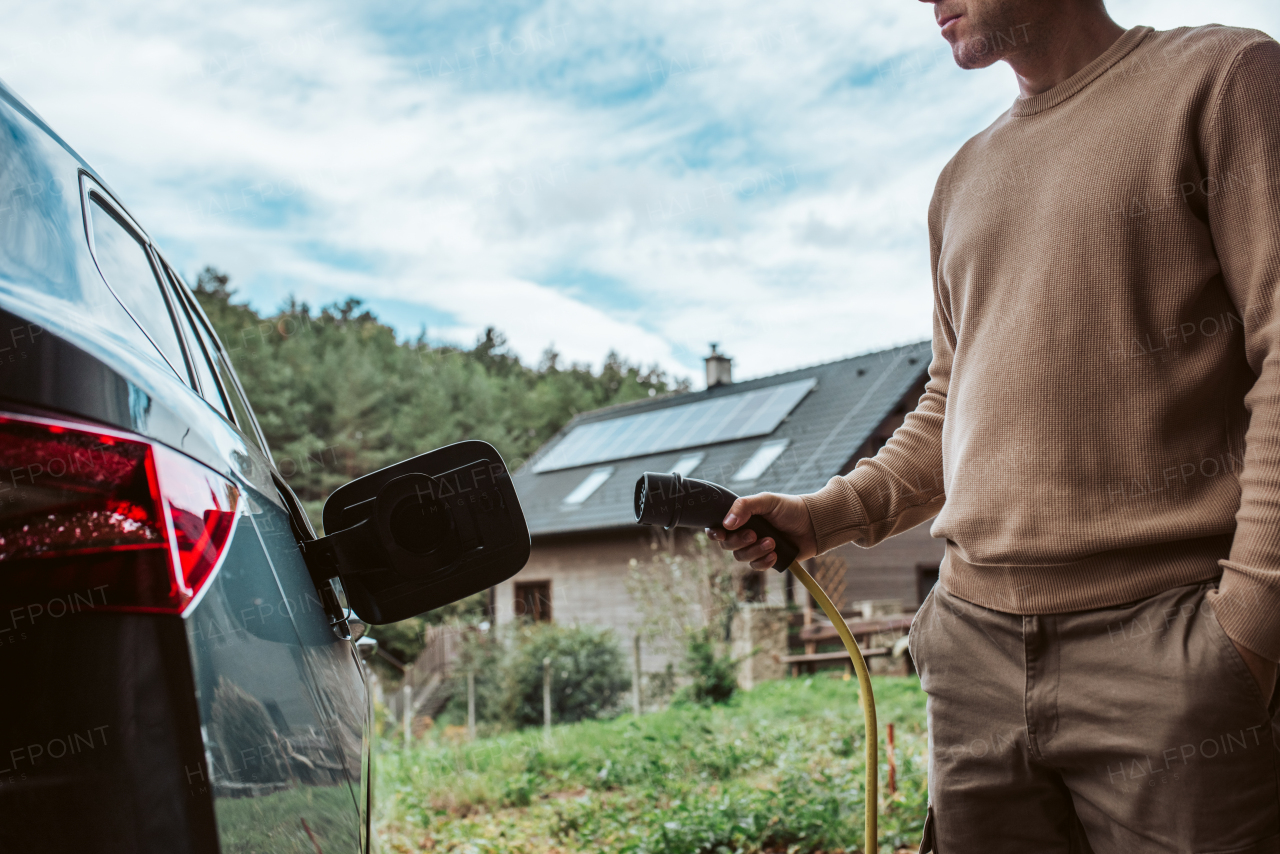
249 489 368 809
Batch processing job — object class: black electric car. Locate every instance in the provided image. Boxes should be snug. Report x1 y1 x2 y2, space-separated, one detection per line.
0 81 529 853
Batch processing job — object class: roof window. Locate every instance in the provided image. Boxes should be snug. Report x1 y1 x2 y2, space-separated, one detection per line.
670 452 705 476
732 439 790 483
563 467 614 507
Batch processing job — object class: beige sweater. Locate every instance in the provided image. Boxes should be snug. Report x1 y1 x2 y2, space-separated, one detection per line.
804 25 1280 662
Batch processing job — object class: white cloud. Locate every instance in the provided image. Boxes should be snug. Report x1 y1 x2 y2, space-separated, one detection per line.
1 0 1277 384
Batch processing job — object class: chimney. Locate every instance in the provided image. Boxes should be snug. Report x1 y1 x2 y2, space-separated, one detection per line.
704 343 732 388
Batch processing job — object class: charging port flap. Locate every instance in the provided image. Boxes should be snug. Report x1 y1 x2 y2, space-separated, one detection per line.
301 441 531 624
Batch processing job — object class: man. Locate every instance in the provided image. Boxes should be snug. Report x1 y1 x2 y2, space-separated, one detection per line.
709 1 1280 850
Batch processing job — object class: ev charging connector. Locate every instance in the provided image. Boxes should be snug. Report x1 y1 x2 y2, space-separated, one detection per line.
633 471 800 568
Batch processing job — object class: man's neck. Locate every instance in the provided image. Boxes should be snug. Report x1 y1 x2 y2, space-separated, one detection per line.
1007 9 1127 97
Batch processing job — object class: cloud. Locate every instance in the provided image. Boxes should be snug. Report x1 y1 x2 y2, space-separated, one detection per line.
1 0 1276 384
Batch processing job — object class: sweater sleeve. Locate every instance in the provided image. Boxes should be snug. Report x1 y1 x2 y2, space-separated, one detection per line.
801 176 954 555
1202 37 1280 663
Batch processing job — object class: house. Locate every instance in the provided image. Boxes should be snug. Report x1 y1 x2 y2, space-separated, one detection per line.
499 341 944 671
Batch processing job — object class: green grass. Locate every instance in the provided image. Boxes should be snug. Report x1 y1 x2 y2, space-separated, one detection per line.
214 783 361 853
376 674 929 854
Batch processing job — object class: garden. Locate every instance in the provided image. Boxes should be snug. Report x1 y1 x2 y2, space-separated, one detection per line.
369 521 928 854
374 657 929 854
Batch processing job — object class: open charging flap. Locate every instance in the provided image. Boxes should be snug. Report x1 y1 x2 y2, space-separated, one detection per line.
300 440 530 624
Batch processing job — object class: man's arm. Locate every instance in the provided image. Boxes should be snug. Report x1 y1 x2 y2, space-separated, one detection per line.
1202 37 1280 686
713 176 955 568
800 309 951 554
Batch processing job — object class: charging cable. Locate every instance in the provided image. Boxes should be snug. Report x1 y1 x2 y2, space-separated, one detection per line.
634 472 880 854
789 559 878 852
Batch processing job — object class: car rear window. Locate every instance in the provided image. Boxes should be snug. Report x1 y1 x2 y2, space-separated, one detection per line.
87 195 186 378
216 355 267 455
164 265 230 417
177 284 269 456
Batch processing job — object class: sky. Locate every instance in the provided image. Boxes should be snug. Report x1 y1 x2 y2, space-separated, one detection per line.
2 0 1277 386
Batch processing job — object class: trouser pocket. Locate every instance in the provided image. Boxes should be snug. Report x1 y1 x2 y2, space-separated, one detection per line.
918 804 936 853
1201 586 1274 717
908 583 939 672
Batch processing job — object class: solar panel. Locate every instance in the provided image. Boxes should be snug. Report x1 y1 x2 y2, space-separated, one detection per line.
532 378 817 473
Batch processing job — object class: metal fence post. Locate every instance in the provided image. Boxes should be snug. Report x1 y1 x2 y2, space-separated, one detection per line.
887 722 897 796
633 634 642 716
466 670 476 741
401 664 412 748
542 656 552 742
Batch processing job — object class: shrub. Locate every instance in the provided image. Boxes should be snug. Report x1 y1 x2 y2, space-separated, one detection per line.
503 622 632 727
677 627 739 705
441 622 632 730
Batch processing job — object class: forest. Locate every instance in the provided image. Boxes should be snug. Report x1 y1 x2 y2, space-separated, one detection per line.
191 267 688 525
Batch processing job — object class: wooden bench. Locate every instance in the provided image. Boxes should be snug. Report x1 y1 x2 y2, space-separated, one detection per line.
798 615 914 644
778 648 890 677
784 614 915 677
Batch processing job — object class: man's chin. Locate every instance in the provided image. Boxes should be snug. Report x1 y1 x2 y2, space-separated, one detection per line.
951 39 1004 70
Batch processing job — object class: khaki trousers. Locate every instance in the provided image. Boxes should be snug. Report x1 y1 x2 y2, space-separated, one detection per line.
909 580 1280 853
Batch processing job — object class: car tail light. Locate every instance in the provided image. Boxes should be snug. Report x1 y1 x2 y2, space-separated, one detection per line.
0 412 239 614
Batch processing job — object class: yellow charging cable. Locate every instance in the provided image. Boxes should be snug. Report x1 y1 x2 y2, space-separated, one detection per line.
787 560 878 854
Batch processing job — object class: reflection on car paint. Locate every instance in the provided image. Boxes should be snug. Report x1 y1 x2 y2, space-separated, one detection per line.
248 487 369 837
185 509 360 851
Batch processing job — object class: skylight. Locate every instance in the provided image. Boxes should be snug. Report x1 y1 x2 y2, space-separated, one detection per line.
670 452 704 476
532 378 816 473
562 467 614 506
732 439 790 482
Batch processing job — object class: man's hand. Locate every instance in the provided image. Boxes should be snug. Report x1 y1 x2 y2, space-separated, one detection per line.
1232 639 1278 702
705 492 818 571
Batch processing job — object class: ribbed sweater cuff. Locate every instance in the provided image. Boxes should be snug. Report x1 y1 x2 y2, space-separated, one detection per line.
1211 560 1280 663
802 475 870 555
